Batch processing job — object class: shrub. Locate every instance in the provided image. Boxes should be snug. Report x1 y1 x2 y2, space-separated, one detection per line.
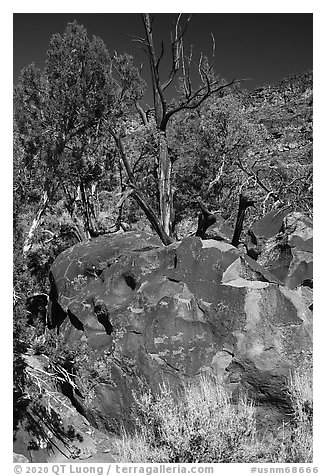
115 375 260 463
267 357 313 463
115 367 313 463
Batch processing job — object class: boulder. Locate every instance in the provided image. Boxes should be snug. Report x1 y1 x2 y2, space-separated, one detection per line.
175 214 234 242
250 207 293 241
253 212 313 289
48 231 312 433
205 214 234 242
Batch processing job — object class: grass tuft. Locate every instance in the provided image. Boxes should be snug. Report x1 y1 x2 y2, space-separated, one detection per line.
115 364 313 463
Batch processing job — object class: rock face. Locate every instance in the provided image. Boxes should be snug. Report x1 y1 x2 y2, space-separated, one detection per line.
175 214 234 242
48 230 312 433
248 210 313 290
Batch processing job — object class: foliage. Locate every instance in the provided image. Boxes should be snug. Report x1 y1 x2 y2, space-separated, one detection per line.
170 74 312 227
14 21 145 240
170 91 268 224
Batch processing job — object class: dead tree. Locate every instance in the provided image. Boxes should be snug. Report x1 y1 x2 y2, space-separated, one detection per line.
195 200 217 238
231 194 256 247
111 13 246 245
23 181 58 255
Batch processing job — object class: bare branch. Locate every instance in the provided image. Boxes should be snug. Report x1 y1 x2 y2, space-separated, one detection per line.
156 41 165 71
162 14 193 92
188 44 193 64
23 189 50 255
117 187 134 208
262 190 276 214
198 53 205 83
43 229 56 244
195 199 217 239
172 14 182 71
174 13 193 44
207 155 226 192
161 78 247 129
185 45 193 98
175 14 182 41
161 77 174 92
239 176 256 195
107 125 134 185
132 145 151 174
107 121 173 245
134 100 148 126
180 37 188 96
236 156 279 200
130 34 148 45
210 32 216 63
142 13 167 125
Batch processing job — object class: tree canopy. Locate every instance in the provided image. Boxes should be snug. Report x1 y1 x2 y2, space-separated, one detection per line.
14 17 312 268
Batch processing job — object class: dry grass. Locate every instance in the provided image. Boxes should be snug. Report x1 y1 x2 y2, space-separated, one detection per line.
116 375 260 463
267 359 313 463
115 364 313 463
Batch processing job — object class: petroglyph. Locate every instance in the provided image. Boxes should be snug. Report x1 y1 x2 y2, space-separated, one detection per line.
195 332 207 341
178 297 192 310
171 332 184 342
154 335 169 345
172 347 184 357
127 306 144 314
215 300 230 313
158 349 170 358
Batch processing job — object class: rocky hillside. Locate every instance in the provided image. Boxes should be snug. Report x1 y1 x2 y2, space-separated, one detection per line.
247 71 312 140
244 71 313 214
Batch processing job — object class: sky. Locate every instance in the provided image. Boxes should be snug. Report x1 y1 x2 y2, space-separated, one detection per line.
13 13 313 102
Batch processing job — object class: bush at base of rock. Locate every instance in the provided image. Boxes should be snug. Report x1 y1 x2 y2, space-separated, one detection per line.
114 368 312 463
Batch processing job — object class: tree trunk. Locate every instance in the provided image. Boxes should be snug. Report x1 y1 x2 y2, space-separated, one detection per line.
79 182 92 239
231 194 256 247
23 190 49 255
132 188 173 246
109 127 173 246
158 132 173 236
71 219 88 242
195 201 217 238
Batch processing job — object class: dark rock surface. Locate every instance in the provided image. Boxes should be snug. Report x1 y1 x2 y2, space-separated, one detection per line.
48 230 313 433
249 211 313 289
